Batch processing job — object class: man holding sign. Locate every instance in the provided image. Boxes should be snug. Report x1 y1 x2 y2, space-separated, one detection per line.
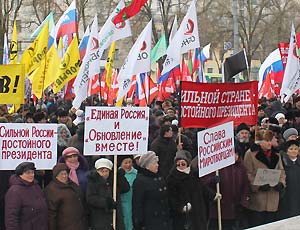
244 129 286 227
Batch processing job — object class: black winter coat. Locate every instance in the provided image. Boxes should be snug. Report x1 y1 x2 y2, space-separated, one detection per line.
86 170 130 230
279 154 300 219
132 168 172 230
150 136 177 178
167 168 215 230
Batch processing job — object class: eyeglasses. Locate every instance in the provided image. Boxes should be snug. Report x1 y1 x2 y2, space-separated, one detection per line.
65 154 78 158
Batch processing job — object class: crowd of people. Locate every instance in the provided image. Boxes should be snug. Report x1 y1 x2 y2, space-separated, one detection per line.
1 94 300 230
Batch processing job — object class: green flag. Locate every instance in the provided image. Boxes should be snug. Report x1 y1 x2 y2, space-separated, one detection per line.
30 12 54 39
151 34 167 64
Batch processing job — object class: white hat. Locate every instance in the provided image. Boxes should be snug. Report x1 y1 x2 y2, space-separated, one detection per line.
171 119 178 126
95 158 113 170
275 113 285 121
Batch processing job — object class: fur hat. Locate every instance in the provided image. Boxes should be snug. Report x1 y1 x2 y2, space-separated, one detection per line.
283 128 298 141
255 129 274 143
52 163 68 178
174 150 192 165
95 158 113 170
62 147 80 157
117 155 133 167
139 151 159 168
15 162 36 176
236 123 250 134
285 140 300 151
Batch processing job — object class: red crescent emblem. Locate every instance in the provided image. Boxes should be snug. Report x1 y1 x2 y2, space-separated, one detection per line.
140 41 147 51
184 19 194 35
92 37 99 50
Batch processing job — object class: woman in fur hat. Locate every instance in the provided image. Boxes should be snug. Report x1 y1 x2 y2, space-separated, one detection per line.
244 129 286 227
167 150 219 230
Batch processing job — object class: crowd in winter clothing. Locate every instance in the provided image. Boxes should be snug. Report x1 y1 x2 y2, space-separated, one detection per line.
2 95 300 230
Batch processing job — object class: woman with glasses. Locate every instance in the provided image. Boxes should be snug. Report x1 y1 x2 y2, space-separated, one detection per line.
5 162 48 230
167 150 219 230
58 147 89 193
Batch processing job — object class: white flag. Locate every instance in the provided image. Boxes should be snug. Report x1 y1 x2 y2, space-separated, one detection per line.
97 0 132 57
116 20 152 104
169 15 178 43
280 23 300 103
72 15 98 109
161 0 200 76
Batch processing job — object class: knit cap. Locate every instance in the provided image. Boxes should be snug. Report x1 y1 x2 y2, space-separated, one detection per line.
139 151 159 168
283 128 298 141
174 150 192 165
52 163 68 178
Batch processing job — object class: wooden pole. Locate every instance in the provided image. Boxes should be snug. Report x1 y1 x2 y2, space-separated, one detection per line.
112 155 118 230
216 170 222 230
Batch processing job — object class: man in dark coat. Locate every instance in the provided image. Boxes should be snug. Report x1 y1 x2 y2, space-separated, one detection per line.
150 124 179 178
235 123 252 159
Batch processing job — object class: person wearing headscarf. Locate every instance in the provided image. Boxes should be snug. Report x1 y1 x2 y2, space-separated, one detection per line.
58 147 89 193
132 151 172 230
86 158 130 230
57 124 72 159
44 163 88 230
167 150 218 230
118 155 138 230
5 162 48 230
244 129 286 227
278 140 300 219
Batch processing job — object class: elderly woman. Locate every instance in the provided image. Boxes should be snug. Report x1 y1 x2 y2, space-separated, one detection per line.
44 163 88 230
5 162 48 230
167 150 218 230
244 129 286 227
132 151 172 230
86 158 130 230
58 147 89 192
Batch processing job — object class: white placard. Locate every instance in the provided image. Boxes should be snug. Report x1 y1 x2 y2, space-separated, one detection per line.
253 168 281 187
0 123 57 170
197 121 235 177
84 106 149 155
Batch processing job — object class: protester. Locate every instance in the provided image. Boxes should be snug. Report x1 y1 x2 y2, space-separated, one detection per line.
235 123 252 159
58 147 89 192
244 129 286 227
132 151 172 230
203 149 250 230
86 158 130 230
167 150 218 230
44 163 88 230
278 140 300 219
5 162 48 230
150 124 180 178
57 124 72 159
119 155 138 230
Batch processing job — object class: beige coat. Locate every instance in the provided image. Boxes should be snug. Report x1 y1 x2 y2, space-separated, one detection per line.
244 148 286 212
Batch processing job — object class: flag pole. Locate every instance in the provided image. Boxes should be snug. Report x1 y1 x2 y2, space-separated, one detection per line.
113 154 118 230
216 170 222 230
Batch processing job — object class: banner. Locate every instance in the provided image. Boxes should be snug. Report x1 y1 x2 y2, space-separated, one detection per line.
0 123 57 170
180 81 258 128
84 106 149 155
197 121 235 177
0 64 25 104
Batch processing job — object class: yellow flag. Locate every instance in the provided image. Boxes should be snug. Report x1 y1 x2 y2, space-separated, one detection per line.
30 59 46 99
20 22 49 75
10 20 18 64
0 64 25 104
53 35 80 93
44 45 61 89
105 42 116 89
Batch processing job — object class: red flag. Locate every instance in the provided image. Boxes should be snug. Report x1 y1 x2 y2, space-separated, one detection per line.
259 70 275 99
181 58 192 82
64 78 76 100
88 74 100 97
113 0 148 25
107 69 118 105
100 71 108 103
